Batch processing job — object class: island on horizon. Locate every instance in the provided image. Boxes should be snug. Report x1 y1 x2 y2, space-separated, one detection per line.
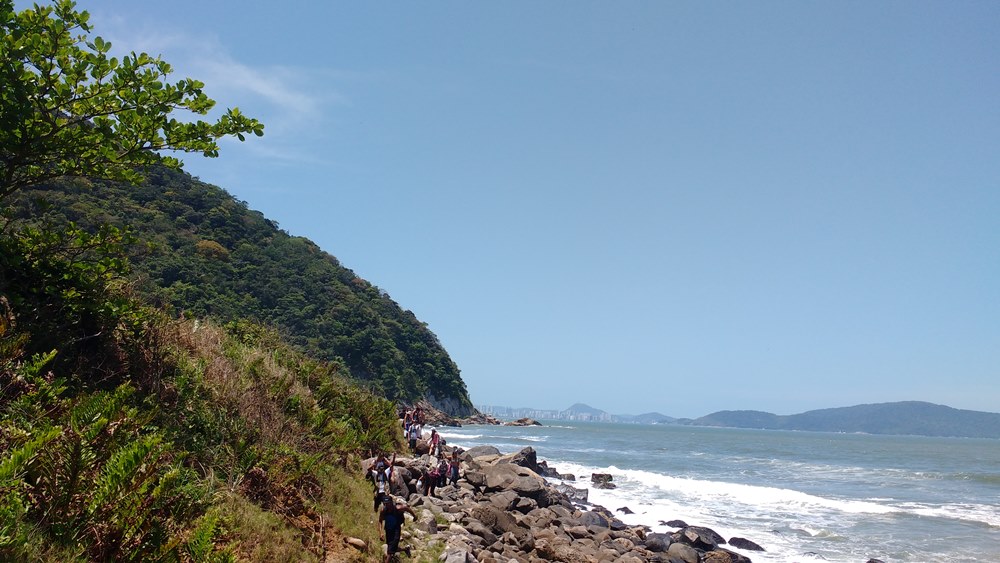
474 401 1000 440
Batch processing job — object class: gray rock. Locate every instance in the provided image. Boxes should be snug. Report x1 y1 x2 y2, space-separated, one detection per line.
488 490 519 510
498 446 541 474
704 547 754 563
643 532 672 553
464 445 501 459
680 525 726 550
576 510 611 528
667 542 700 563
512 496 537 514
729 536 765 551
591 473 617 489
440 548 477 563
553 483 588 503
463 518 498 544
464 470 486 488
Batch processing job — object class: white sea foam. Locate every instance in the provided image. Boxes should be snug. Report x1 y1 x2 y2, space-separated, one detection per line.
555 460 897 516
437 432 480 440
518 435 547 442
544 459 904 562
905 502 1000 528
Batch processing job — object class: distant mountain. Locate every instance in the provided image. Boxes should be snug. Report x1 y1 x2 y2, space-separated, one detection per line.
476 404 674 424
632 412 676 424
691 401 1000 439
562 403 608 418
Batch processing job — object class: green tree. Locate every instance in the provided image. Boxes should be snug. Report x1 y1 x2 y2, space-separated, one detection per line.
0 0 263 201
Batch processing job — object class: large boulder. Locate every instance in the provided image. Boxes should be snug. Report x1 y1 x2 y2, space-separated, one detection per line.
414 440 431 456
469 504 532 547
729 536 765 551
554 482 588 503
677 525 726 550
667 542 701 563
483 463 546 500
643 532 673 553
591 473 616 489
440 548 477 563
464 445 501 459
463 518 498 545
576 510 611 528
498 446 541 474
463 470 486 489
505 417 542 426
703 548 754 563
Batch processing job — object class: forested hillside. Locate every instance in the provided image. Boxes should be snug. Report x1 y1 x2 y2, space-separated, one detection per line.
1 2 441 559
11 168 473 415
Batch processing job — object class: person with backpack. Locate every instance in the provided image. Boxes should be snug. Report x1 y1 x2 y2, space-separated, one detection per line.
379 496 415 562
436 458 449 487
371 452 395 512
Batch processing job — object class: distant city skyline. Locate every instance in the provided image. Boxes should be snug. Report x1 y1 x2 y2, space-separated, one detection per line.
78 1 1000 419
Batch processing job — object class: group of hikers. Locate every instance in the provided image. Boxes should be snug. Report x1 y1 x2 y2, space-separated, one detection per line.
367 406 463 561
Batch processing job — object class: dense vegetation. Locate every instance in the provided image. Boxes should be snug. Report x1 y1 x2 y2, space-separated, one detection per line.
1 2 466 559
692 402 1000 438
9 168 473 414
1 221 403 560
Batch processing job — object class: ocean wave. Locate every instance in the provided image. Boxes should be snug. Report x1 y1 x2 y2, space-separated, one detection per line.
901 502 1000 529
549 460 898 516
516 436 547 443
437 432 480 440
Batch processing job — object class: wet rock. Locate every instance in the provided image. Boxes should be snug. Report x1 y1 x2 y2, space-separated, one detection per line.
591 473 617 489
704 548 754 563
643 532 672 553
679 525 726 550
729 536 765 551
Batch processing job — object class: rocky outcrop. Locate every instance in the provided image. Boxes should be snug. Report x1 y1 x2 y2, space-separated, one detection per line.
729 537 765 551
364 445 764 563
458 412 504 425
591 472 617 489
505 417 543 426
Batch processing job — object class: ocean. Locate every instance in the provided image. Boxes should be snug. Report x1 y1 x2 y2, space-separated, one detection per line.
437 422 1000 563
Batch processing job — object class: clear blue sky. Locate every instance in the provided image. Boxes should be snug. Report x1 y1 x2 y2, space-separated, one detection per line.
78 1 999 418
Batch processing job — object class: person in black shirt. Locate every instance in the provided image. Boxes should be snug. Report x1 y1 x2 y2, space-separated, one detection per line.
378 496 415 561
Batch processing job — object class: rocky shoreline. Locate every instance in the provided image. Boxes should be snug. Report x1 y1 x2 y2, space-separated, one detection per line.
361 442 770 563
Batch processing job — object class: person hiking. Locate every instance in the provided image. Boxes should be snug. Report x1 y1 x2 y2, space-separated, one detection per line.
429 429 441 457
422 465 437 497
408 423 421 452
379 496 415 562
448 451 460 486
372 452 395 512
436 457 449 487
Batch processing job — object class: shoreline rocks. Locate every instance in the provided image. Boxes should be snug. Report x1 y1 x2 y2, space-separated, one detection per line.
366 443 767 563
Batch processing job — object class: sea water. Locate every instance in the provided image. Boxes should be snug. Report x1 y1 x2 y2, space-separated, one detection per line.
437 422 1000 562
